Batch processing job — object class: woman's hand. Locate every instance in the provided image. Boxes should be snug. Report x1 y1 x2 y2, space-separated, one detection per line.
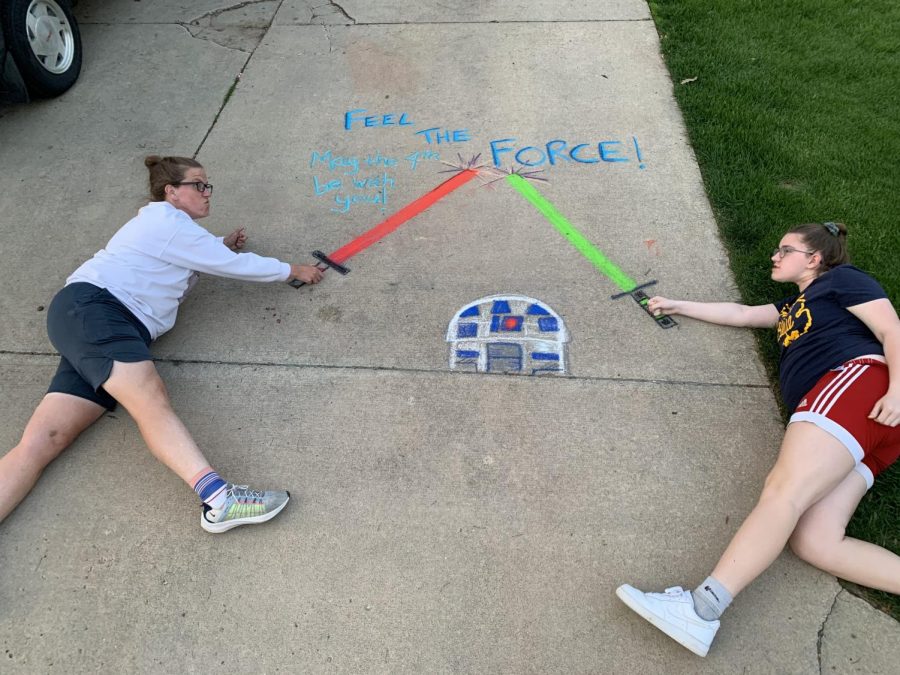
646 296 680 317
223 227 247 251
869 390 900 427
289 264 324 285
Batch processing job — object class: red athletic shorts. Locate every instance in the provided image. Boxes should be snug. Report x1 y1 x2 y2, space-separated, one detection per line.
790 358 900 489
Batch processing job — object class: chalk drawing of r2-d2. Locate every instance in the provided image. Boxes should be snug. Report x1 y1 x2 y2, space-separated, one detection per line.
446 295 568 375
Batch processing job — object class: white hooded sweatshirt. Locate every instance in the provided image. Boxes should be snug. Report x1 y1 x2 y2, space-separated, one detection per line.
67 201 290 339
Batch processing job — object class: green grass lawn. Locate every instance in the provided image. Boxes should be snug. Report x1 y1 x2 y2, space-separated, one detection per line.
648 0 900 617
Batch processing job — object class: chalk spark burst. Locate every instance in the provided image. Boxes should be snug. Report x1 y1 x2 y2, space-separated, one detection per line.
434 154 548 191
438 153 488 174
476 164 549 190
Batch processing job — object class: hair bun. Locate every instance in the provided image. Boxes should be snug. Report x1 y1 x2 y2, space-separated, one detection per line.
823 221 847 237
144 155 162 168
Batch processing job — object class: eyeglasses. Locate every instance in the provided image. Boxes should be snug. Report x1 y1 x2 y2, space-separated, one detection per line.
772 245 814 258
173 181 213 195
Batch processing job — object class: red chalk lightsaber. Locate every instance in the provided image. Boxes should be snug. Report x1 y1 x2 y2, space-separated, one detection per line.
290 168 479 287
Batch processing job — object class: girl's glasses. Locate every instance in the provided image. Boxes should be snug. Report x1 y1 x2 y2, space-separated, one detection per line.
772 246 813 258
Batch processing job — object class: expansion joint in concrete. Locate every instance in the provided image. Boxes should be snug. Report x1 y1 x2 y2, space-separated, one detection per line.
344 19 654 26
0 350 56 358
0 350 772 390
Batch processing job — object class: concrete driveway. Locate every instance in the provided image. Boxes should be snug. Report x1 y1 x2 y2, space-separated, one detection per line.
1 2 897 672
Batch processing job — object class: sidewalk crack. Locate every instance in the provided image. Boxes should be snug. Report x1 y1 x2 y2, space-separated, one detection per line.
184 0 281 53
195 0 276 22
191 0 286 157
310 1 356 24
816 589 841 675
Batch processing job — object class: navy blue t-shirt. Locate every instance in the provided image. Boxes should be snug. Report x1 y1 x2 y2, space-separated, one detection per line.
775 265 887 412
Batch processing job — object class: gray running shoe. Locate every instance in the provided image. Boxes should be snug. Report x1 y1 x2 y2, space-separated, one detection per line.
201 484 290 533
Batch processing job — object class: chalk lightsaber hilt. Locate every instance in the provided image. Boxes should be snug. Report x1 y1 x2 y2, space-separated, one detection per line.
288 250 351 288
630 289 678 328
610 280 678 329
610 280 658 300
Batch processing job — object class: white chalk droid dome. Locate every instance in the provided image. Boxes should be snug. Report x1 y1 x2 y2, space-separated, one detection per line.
446 295 568 374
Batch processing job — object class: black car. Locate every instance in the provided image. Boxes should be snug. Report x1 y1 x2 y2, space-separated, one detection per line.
0 0 81 103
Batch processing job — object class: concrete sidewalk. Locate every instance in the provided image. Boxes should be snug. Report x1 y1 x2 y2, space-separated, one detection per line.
1 1 897 672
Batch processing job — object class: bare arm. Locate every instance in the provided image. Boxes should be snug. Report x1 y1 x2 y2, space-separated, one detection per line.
646 296 779 328
847 298 900 426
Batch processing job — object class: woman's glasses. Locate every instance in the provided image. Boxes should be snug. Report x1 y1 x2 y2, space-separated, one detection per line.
174 181 213 195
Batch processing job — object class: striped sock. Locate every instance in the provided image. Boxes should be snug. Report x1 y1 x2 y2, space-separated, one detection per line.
191 468 227 510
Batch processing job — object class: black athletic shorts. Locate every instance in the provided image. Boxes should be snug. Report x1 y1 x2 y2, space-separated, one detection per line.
46 283 153 410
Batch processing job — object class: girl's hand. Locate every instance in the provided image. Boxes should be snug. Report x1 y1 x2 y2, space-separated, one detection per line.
224 227 247 251
646 296 679 317
869 391 900 427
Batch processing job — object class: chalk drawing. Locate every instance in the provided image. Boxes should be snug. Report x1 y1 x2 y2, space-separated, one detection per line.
344 109 414 130
504 172 638 293
309 150 394 214
322 169 479 265
415 127 471 144
447 295 568 375
489 136 645 169
309 146 445 215
311 107 649 215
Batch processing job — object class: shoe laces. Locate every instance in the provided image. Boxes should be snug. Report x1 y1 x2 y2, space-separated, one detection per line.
226 484 265 503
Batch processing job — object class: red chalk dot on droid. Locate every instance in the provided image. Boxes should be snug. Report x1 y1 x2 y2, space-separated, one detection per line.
503 317 518 330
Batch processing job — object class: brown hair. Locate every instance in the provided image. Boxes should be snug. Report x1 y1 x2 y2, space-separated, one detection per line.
788 221 850 271
144 155 203 201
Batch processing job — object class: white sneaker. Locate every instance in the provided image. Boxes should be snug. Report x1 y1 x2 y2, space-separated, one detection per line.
616 584 719 657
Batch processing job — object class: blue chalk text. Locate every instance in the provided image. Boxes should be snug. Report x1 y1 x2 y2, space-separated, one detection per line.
415 127 471 144
489 137 646 169
344 108 414 130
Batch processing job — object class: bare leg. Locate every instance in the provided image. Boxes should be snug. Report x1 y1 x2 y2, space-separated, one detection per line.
789 471 900 594
101 361 211 485
0 393 105 523
710 422 856 596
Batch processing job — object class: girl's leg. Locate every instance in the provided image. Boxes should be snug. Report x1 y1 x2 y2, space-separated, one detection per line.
790 470 900 594
710 421 856 597
617 422 868 657
100 360 211 483
0 393 106 523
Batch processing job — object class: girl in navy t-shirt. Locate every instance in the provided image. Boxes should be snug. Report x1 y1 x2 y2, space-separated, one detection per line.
616 222 900 657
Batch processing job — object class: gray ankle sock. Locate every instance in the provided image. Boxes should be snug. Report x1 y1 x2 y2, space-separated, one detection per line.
691 576 732 621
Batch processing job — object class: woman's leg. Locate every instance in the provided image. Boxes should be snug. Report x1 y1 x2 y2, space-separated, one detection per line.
100 360 211 484
101 360 290 532
789 470 900 594
710 421 856 597
0 392 106 523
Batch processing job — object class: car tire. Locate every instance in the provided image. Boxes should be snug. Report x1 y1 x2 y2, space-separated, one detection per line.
1 0 81 98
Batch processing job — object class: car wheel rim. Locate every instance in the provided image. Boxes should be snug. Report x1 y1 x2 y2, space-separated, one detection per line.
25 0 75 75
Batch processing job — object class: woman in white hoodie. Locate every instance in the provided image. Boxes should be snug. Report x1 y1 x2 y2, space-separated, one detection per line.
0 155 323 533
